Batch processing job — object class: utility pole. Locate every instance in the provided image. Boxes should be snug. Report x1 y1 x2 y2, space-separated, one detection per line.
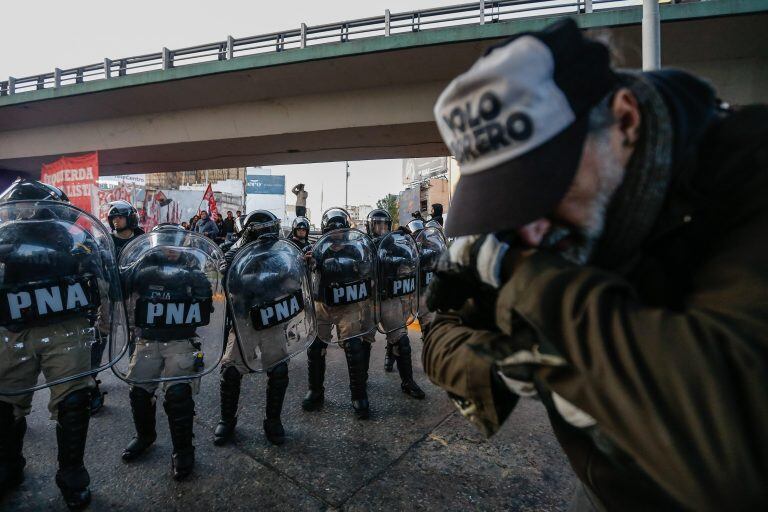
345 161 350 210
642 0 661 71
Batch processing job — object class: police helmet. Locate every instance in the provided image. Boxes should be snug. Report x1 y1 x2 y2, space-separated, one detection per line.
0 178 69 203
406 219 425 234
107 200 139 231
292 216 310 237
237 210 281 240
365 208 392 237
320 207 351 234
151 222 185 233
424 219 443 230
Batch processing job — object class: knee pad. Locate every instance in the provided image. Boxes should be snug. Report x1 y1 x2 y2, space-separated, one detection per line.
0 400 14 421
221 365 243 383
267 361 289 379
129 386 154 402
345 337 363 354
267 361 289 388
307 338 327 358
164 383 192 404
59 388 91 412
395 335 411 358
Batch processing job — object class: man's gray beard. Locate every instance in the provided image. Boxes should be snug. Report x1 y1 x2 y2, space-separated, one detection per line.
541 132 624 266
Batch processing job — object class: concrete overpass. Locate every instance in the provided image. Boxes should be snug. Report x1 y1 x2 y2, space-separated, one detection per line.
0 0 766 176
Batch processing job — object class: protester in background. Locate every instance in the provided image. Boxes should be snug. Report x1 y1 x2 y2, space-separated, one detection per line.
189 215 200 230
222 211 236 239
194 210 219 240
181 221 189 230
429 203 444 226
213 212 225 244
236 210 242 217
423 19 768 511
292 184 308 218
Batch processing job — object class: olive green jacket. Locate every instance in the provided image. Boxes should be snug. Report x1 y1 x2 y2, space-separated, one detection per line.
423 105 768 510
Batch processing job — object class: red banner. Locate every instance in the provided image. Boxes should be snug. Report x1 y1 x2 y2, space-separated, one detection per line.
97 182 135 225
41 152 99 213
202 184 219 217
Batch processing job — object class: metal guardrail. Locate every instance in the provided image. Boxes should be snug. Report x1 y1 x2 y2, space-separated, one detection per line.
0 0 676 97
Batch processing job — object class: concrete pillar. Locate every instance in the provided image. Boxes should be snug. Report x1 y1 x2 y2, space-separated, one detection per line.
227 36 235 59
642 0 661 70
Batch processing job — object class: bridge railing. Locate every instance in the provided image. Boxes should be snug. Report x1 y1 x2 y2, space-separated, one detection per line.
0 0 676 97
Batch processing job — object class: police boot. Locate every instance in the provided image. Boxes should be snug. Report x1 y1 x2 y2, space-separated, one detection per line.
394 335 425 399
122 387 157 461
214 366 242 446
384 343 395 373
54 389 92 511
302 339 326 411
0 401 26 496
164 384 195 481
344 338 370 420
264 362 289 445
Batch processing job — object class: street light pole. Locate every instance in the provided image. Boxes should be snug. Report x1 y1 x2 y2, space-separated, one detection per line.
345 161 350 210
642 0 661 71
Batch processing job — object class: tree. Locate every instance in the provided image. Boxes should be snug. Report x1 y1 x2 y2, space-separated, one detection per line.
377 193 399 226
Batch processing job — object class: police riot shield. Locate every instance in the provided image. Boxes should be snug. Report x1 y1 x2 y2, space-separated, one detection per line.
415 227 447 317
0 201 129 396
113 230 226 386
311 229 377 343
227 238 315 372
376 232 419 334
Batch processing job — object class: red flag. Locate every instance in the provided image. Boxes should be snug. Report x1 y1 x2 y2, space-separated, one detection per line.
40 152 99 214
202 184 219 217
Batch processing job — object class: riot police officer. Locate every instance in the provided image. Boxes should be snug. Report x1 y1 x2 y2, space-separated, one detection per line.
121 224 213 480
89 203 142 416
302 207 374 419
214 211 291 445
364 209 425 398
107 200 144 257
0 179 120 509
290 216 311 250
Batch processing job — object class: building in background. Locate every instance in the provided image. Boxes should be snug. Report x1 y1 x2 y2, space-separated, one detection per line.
245 167 287 226
347 204 373 226
398 157 454 227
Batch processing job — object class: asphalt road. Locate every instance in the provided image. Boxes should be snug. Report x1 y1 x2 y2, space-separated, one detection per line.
2 329 576 511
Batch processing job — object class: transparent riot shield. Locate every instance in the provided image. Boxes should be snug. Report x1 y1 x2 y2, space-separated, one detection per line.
0 200 129 396
415 227 447 317
376 232 419 334
112 230 226 387
227 238 315 372
310 229 377 344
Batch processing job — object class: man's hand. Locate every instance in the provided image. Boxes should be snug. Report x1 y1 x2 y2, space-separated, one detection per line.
426 234 526 313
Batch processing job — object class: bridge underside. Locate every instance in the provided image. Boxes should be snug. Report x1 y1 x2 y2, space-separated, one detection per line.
0 6 765 176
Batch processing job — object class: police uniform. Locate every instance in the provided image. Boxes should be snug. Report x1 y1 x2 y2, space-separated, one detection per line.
365 231 425 399
124 251 210 394
302 208 373 419
215 212 291 446
0 179 117 509
0 220 97 419
121 248 211 481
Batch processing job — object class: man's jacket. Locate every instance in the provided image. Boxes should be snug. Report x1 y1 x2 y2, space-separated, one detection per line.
195 218 219 238
423 72 768 510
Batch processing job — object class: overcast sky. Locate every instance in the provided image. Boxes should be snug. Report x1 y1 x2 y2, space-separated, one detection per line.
2 0 449 213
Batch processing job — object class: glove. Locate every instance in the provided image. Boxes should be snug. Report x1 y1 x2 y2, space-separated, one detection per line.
426 234 522 313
